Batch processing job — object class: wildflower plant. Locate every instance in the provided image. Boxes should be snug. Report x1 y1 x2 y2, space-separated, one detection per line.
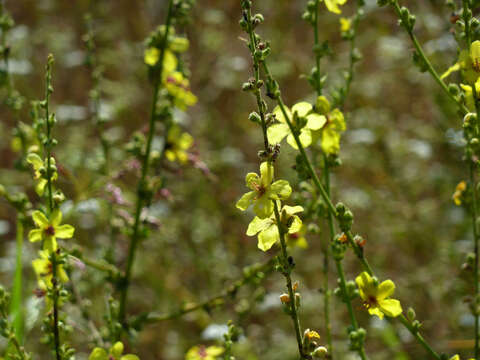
1 0 480 359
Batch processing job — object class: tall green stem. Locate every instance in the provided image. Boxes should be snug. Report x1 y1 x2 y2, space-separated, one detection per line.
261 59 441 358
334 259 368 360
310 2 333 353
398 315 441 359
391 0 468 115
273 202 307 359
11 215 23 343
322 154 334 354
44 55 61 360
118 0 174 324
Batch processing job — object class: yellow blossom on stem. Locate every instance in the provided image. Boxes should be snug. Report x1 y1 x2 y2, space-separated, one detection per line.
340 17 351 32
26 153 58 196
441 40 480 85
185 345 224 360
452 180 467 206
320 109 346 155
89 342 139 360
286 224 308 249
32 250 69 290
165 126 194 164
268 102 326 149
144 47 178 76
324 0 348 14
246 204 303 251
28 209 75 252
236 162 292 219
305 329 321 341
164 71 198 110
355 271 402 319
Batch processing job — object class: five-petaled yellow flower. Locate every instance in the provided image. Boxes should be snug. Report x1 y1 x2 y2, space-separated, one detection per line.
28 209 75 252
268 102 326 149
89 342 139 360
246 204 303 251
32 250 69 289
185 345 224 360
355 271 403 319
165 126 194 164
236 162 292 219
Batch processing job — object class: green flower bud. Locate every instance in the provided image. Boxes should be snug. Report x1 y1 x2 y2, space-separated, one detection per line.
249 111 261 123
407 307 416 321
315 95 331 115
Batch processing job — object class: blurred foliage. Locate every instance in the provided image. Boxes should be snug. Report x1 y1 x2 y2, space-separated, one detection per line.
0 0 476 359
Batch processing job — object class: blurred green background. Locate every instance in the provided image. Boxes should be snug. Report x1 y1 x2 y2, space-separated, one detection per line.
0 0 475 359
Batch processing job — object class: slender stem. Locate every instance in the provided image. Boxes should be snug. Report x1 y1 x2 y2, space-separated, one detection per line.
66 252 121 278
273 201 307 359
322 154 334 354
391 0 468 115
313 0 322 96
339 0 362 109
262 60 441 357
456 1 479 356
398 315 441 360
9 334 26 360
471 136 480 360
118 0 174 324
245 7 269 150
243 4 308 357
143 258 275 324
44 55 61 360
11 215 23 342
334 259 368 360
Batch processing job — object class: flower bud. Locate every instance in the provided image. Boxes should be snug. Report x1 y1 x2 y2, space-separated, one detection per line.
279 293 290 304
407 307 416 321
312 346 328 358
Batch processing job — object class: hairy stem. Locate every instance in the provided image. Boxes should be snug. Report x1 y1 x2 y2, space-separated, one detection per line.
44 55 61 360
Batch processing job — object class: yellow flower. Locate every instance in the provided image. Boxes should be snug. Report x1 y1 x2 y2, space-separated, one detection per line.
305 329 321 341
340 17 351 32
442 40 480 84
324 0 348 14
32 250 69 290
236 162 292 219
268 102 326 149
164 71 198 110
185 345 224 360
452 180 467 206
355 271 402 319
246 204 303 251
89 342 139 360
460 78 480 111
28 209 75 252
144 47 178 76
320 108 346 154
26 153 58 196
286 224 308 249
164 126 193 164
